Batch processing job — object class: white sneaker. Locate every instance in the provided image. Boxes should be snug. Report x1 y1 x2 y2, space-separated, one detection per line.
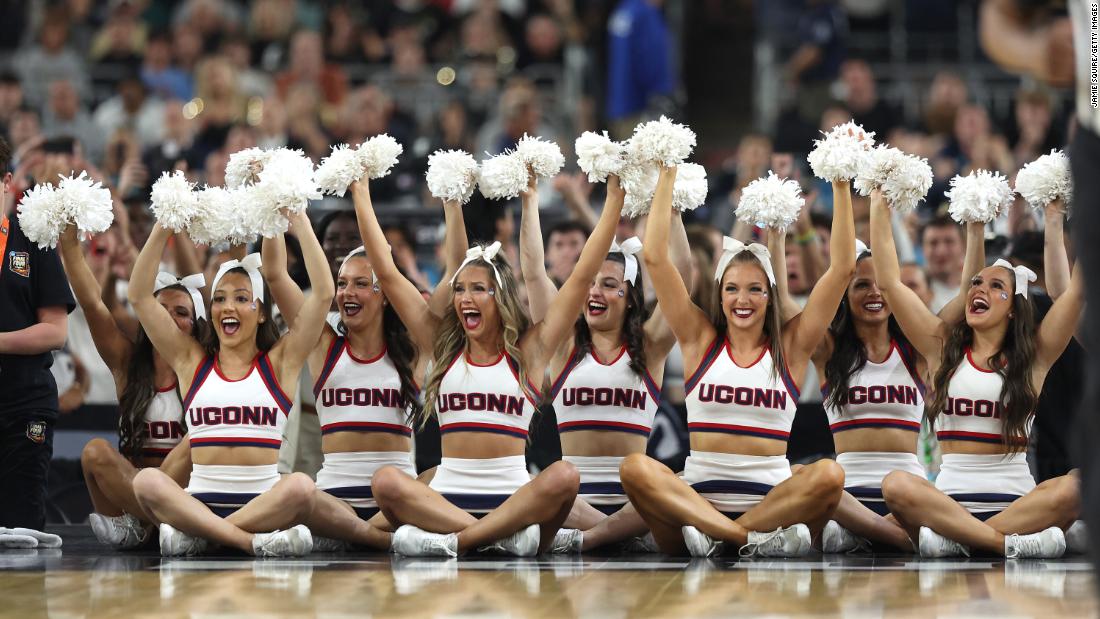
311 535 351 553
682 525 723 557
918 527 969 558
158 523 209 557
252 525 313 557
1005 526 1066 559
739 524 812 558
1065 521 1088 554
0 531 38 549
89 513 148 549
550 528 583 554
0 527 62 549
478 524 540 557
822 520 871 554
391 525 458 558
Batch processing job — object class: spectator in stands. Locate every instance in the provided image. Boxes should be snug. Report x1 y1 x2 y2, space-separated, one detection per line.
0 72 24 136
382 223 435 291
191 56 246 166
93 74 165 149
919 214 966 312
202 123 256 186
275 30 348 107
922 70 969 141
606 0 674 139
316 210 361 281
938 104 1014 178
785 0 848 126
255 96 289 150
7 107 41 156
283 84 331 161
144 99 199 179
42 81 104 164
220 37 273 100
477 80 557 156
839 59 900 138
1008 86 1062 169
707 133 772 232
14 10 91 108
899 262 934 308
89 2 147 66
141 32 194 101
544 220 589 286
170 23 204 73
517 12 565 83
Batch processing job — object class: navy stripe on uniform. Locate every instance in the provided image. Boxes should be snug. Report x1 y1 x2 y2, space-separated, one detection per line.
690 479 774 496
442 493 510 512
313 336 345 397
257 354 292 413
182 357 215 410
684 336 725 395
579 481 626 495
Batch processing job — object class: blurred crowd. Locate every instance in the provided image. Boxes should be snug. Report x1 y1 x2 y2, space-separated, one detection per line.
0 0 1081 486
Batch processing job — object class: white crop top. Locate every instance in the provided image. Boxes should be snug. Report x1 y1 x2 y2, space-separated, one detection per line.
825 340 925 434
935 349 1030 447
436 351 540 439
684 337 800 441
142 384 185 458
313 337 414 437
551 346 659 437
183 354 291 449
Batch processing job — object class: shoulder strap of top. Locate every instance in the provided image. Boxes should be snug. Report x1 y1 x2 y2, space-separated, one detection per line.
684 335 725 396
181 357 216 410
313 336 346 397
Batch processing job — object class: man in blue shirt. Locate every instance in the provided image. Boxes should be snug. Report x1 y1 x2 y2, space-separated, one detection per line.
606 0 675 138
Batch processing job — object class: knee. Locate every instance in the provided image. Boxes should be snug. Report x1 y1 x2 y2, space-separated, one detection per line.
132 468 170 503
881 471 920 511
1043 476 1081 517
619 453 660 496
371 466 408 505
81 438 114 471
540 461 580 500
281 472 316 508
804 459 845 501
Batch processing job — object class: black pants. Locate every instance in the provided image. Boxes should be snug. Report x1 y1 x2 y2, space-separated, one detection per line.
0 413 54 529
1071 126 1100 562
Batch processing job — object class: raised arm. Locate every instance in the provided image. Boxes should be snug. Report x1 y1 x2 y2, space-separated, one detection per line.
127 223 204 373
868 190 946 359
529 174 624 357
352 180 436 353
643 208 693 356
272 210 336 378
427 199 471 319
58 225 131 371
1036 263 1084 370
1043 198 1070 299
767 227 803 324
261 232 306 326
937 221 985 324
518 176 558 324
784 180 856 359
642 167 715 354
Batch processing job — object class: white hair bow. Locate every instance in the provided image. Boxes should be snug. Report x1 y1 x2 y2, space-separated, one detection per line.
343 246 379 285
714 237 775 286
855 239 870 260
212 253 264 302
992 259 1037 299
154 272 207 320
611 236 643 284
450 241 503 286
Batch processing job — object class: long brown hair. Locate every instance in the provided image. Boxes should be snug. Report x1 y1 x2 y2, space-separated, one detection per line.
572 253 649 377
118 285 209 463
708 251 785 378
926 282 1038 451
419 251 532 427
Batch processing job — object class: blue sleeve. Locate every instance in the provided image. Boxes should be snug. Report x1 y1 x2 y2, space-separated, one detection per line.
631 7 673 97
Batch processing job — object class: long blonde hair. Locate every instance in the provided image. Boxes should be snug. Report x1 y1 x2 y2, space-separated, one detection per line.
419 250 533 427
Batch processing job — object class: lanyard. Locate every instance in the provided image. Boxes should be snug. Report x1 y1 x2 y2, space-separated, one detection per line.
0 216 8 282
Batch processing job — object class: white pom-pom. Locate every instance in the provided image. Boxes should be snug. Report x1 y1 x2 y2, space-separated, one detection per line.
58 171 114 235
1014 149 1072 210
575 131 624 183
515 134 565 178
478 153 529 200
189 186 253 246
360 134 404 179
672 163 708 212
627 116 696 166
807 121 876 182
16 183 65 249
243 148 320 237
426 150 480 203
315 144 364 197
620 161 659 219
945 170 1014 224
736 171 806 229
150 171 199 231
225 147 269 189
855 146 932 213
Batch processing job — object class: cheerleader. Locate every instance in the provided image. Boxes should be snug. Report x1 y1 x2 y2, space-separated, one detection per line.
367 174 624 557
870 189 1081 558
127 209 334 557
620 166 856 557
516 180 691 552
57 224 201 548
259 179 467 550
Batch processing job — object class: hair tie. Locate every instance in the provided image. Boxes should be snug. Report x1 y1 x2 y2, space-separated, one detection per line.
713 237 775 285
154 272 207 320
211 253 264 302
